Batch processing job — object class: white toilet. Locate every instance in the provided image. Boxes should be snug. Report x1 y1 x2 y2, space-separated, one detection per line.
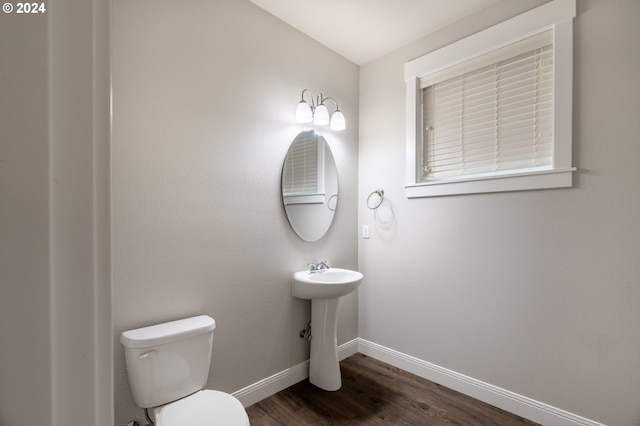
120 315 250 425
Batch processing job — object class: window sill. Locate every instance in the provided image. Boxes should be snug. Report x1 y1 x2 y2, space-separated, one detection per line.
283 193 325 205
405 168 576 198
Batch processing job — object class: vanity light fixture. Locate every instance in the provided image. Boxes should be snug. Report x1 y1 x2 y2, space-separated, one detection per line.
295 89 346 131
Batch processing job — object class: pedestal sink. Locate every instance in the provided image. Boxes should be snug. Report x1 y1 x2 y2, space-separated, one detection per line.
292 268 363 391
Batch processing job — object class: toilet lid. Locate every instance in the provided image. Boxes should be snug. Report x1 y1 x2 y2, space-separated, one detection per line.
152 390 249 426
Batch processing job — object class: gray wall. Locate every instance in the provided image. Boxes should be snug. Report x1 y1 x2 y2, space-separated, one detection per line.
112 0 359 423
358 1 640 425
0 10 52 426
0 1 112 425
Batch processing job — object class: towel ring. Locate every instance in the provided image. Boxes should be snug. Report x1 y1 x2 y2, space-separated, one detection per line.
328 194 338 211
367 189 384 210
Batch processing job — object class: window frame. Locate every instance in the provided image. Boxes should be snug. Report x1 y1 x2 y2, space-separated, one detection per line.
404 0 576 198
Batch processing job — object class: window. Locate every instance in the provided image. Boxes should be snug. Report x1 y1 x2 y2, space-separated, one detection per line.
405 0 576 197
282 131 326 205
421 32 553 181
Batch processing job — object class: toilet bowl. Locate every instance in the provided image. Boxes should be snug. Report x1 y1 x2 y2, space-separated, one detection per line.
120 315 250 425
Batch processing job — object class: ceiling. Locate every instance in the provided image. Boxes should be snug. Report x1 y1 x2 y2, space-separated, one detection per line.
249 0 502 65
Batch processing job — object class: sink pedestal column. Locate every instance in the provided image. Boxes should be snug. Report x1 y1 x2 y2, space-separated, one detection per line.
309 298 341 391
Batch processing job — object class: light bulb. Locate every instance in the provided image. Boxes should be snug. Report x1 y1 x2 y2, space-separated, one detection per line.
296 101 313 123
313 104 330 125
330 110 346 130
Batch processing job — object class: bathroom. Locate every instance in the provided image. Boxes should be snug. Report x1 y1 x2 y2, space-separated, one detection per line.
1 0 639 425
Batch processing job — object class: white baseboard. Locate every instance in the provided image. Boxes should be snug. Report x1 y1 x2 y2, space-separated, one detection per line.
232 338 358 407
357 339 605 426
338 337 360 360
233 337 603 426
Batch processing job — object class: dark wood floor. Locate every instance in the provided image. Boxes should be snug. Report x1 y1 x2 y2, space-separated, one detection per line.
246 353 539 425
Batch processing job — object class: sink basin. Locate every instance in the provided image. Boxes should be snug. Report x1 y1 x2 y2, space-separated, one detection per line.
292 268 363 299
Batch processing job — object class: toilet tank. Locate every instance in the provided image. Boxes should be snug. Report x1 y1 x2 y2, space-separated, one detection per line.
120 315 216 408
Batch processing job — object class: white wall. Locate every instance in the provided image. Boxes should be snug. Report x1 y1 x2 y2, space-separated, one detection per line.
111 0 359 423
0 1 112 425
358 1 640 425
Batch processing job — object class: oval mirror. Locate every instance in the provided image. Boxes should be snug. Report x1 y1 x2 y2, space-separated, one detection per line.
281 130 338 242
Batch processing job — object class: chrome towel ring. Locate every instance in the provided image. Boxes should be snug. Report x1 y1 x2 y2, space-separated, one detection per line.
328 194 338 211
366 189 384 210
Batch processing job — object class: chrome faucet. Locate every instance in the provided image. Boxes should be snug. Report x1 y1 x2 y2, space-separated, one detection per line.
308 260 330 273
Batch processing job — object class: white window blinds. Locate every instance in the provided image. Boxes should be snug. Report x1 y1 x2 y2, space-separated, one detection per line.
420 31 554 182
282 131 320 195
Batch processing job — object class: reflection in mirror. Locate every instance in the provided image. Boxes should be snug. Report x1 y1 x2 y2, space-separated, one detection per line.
282 130 338 242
